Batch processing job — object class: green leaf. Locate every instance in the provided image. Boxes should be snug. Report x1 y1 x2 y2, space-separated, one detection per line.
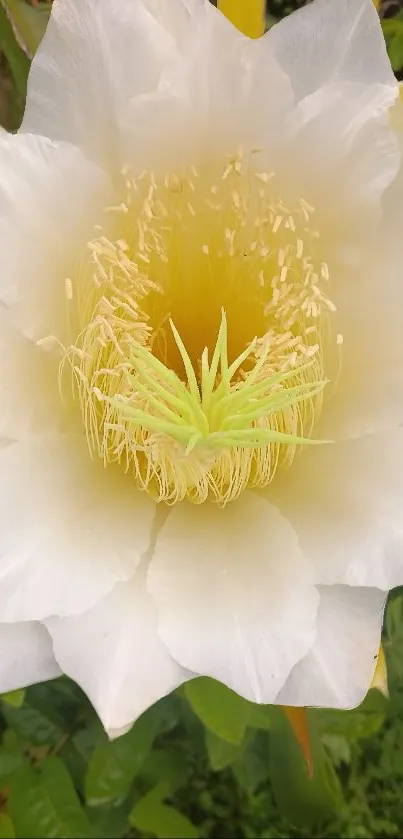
232 748 269 794
73 719 108 761
60 721 107 796
0 730 27 783
385 592 403 639
2 694 65 746
30 678 90 722
156 693 183 734
1 0 50 58
2 689 25 708
59 740 89 794
142 748 189 792
385 594 403 683
314 690 386 743
248 703 274 732
321 734 352 768
185 678 251 744
205 730 244 771
0 2 29 97
382 18 403 71
85 706 161 806
268 708 343 828
130 784 199 839
0 813 15 839
86 801 133 839
10 758 94 838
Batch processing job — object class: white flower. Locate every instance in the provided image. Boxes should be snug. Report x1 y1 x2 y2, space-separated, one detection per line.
0 0 402 736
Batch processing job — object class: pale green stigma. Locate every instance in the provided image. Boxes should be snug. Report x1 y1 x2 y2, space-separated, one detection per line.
113 311 327 458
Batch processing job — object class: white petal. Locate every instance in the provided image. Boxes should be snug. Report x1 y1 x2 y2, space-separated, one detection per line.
261 5 400 266
272 431 403 591
318 237 403 440
0 132 109 343
0 308 64 438
271 102 401 444
283 82 399 227
46 571 189 736
277 586 386 709
141 0 205 43
268 0 395 100
147 492 319 704
21 0 182 167
123 4 293 169
0 435 156 622
0 622 61 693
253 82 398 292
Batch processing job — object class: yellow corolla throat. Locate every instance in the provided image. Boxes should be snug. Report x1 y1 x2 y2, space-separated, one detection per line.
62 151 337 505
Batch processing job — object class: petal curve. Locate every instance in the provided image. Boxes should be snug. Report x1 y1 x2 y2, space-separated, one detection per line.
47 571 189 736
0 622 61 694
277 585 386 708
272 431 403 591
268 0 395 100
0 435 156 622
147 492 319 704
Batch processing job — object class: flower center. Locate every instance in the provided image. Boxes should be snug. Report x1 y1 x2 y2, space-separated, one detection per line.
63 151 337 505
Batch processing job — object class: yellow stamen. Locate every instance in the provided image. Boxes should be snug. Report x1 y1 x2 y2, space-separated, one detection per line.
61 155 336 506
217 0 266 39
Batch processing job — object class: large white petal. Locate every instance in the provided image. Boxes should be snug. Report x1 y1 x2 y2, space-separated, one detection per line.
0 622 61 693
268 0 395 100
21 0 184 168
261 11 401 448
277 586 386 708
0 308 65 438
46 571 189 737
269 92 401 443
122 3 293 169
147 492 319 704
281 82 399 234
271 431 403 591
0 132 109 344
261 4 399 260
0 435 156 622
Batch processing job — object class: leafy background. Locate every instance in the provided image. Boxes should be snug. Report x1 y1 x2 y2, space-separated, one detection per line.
0 1 403 836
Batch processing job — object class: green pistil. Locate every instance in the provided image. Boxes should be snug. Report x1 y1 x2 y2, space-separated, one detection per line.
112 311 329 455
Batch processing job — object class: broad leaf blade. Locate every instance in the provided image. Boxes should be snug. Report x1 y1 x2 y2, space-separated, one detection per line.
185 678 251 744
85 706 161 806
2 695 65 746
269 708 343 828
0 813 15 839
205 729 243 771
1 0 50 58
0 2 29 97
10 758 94 838
130 784 199 839
2 689 25 708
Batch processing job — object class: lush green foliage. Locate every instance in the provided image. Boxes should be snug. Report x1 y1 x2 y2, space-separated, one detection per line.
0 1 403 836
0 593 401 838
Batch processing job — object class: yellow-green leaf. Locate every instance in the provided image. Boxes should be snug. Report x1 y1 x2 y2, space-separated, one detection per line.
1 0 50 58
185 678 251 744
2 689 25 708
130 784 199 839
0 813 15 839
